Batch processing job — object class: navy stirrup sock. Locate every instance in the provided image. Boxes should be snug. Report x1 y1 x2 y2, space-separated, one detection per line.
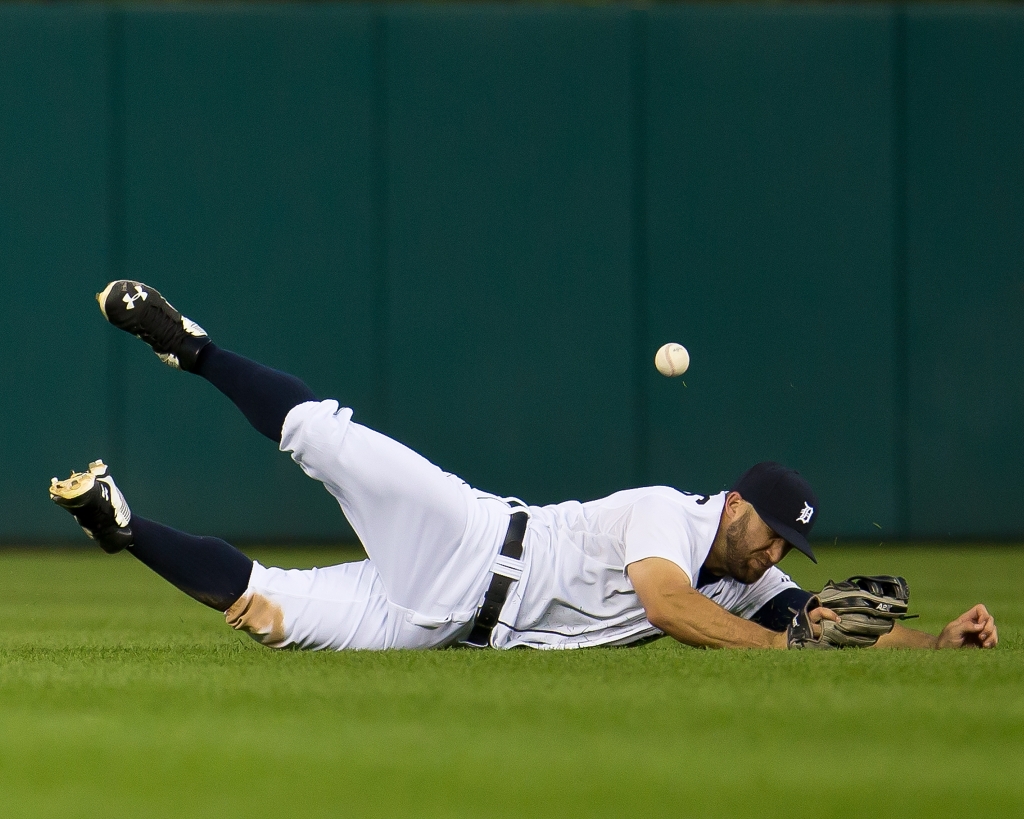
134 346 312 608
194 344 317 443
128 517 254 612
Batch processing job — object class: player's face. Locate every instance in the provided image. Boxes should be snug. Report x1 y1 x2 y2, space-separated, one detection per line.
722 506 790 584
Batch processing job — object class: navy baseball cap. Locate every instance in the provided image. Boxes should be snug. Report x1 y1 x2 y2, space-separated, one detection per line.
731 462 819 563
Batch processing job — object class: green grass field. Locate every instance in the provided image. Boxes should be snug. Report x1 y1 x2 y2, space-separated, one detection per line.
0 544 1021 818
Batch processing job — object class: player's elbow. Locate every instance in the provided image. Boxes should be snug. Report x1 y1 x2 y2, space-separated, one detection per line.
639 589 708 644
643 604 707 647
636 587 690 634
629 560 696 634
641 600 674 633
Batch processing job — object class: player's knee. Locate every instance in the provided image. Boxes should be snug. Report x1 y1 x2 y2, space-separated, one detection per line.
224 592 290 649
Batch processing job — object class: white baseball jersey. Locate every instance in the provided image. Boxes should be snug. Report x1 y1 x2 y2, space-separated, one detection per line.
224 401 797 651
492 490 798 649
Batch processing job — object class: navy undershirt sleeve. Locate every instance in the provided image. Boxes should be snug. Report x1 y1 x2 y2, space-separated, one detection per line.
749 587 815 632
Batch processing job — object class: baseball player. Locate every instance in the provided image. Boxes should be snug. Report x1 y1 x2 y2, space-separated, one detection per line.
49 281 998 652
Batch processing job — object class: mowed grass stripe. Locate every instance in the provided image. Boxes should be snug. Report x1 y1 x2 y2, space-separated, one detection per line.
0 545 1020 818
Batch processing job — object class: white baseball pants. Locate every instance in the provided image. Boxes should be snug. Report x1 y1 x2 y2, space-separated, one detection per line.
223 400 518 650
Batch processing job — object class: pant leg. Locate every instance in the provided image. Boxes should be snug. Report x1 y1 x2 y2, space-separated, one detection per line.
279 400 509 622
226 558 476 650
226 559 389 650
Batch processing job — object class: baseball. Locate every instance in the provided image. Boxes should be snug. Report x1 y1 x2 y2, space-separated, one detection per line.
654 343 689 377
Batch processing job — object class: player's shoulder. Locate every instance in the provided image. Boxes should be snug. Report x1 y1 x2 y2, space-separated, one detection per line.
591 486 725 522
598 485 722 502
637 485 725 511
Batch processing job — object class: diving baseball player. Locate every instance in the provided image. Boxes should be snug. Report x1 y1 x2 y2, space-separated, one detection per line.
49 281 998 652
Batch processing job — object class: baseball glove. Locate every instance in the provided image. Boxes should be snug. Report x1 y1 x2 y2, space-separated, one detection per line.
786 594 833 649
816 575 913 648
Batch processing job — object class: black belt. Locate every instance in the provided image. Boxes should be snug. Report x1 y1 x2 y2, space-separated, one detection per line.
463 510 528 648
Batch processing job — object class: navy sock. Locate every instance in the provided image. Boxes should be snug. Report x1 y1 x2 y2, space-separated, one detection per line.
128 517 254 611
194 344 317 443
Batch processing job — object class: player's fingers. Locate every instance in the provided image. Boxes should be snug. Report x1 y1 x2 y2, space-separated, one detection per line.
956 606 986 627
967 603 992 623
978 618 998 647
809 606 841 624
984 624 999 648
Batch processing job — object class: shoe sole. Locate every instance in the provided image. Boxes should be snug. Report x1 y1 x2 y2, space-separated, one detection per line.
49 462 106 505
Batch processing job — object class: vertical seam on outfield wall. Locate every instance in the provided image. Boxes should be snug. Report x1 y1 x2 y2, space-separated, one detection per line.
892 5 910 538
371 10 391 431
105 7 126 468
630 9 650 488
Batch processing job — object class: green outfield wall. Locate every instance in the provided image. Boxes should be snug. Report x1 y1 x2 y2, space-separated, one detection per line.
2 3 1022 543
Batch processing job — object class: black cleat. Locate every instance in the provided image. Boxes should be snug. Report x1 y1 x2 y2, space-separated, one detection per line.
49 460 134 553
97 280 211 371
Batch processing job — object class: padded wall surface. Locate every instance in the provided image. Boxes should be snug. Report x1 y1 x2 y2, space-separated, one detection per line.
0 6 113 539
644 5 898 537
384 7 637 505
116 6 379 537
905 7 1024 537
1 3 1022 542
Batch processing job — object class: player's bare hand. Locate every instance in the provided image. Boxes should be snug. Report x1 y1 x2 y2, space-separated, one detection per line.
809 606 841 638
936 604 998 649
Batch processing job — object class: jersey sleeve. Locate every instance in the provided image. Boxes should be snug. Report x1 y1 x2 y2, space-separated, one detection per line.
622 495 705 584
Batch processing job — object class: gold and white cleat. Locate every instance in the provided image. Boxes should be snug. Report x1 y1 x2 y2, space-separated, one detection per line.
49 460 134 553
49 460 108 503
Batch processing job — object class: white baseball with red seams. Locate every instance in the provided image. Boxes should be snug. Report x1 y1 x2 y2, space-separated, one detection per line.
655 342 690 377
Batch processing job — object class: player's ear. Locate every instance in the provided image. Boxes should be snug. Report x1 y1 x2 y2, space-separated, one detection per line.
723 491 745 519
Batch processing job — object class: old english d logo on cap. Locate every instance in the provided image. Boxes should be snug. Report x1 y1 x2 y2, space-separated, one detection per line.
731 462 819 563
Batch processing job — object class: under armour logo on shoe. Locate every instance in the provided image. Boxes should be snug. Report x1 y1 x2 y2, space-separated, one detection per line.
122 285 148 310
796 502 814 525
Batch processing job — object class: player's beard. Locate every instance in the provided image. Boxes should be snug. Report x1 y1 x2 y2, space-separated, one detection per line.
723 508 771 585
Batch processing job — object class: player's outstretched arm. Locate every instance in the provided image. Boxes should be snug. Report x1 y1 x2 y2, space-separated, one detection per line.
627 557 837 649
874 604 998 649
